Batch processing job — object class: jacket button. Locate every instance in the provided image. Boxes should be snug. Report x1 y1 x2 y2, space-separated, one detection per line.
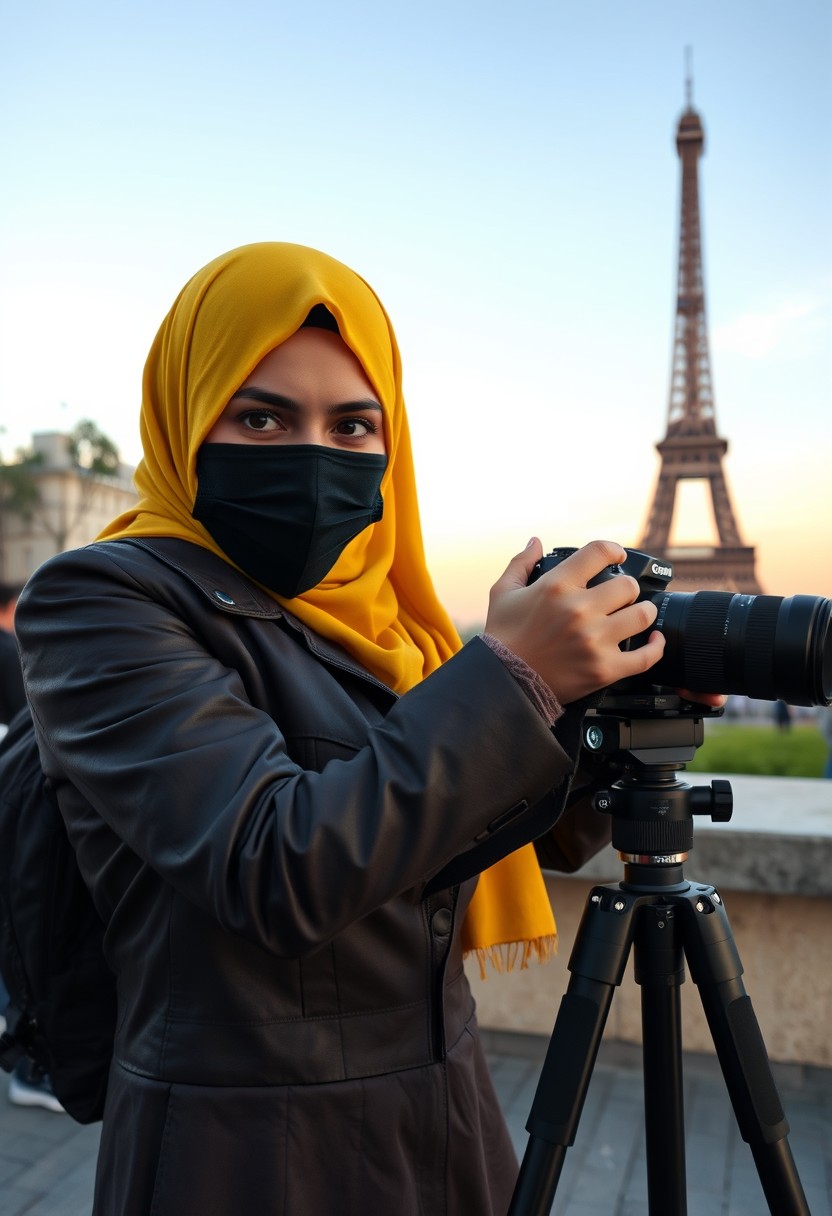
432 907 452 936
213 590 236 606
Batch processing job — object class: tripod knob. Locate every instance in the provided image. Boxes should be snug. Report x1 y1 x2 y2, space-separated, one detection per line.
690 778 733 823
592 790 614 814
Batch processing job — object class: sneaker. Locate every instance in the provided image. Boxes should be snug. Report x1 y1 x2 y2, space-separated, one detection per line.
8 1061 66 1114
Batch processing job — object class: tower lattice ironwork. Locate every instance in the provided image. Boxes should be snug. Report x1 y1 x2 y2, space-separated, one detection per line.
639 73 761 593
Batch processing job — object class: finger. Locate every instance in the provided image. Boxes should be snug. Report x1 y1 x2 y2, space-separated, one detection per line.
677 690 727 707
549 539 627 588
493 536 544 593
616 628 666 677
605 597 659 644
587 573 643 613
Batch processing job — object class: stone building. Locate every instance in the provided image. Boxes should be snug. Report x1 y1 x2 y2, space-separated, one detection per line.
0 431 137 584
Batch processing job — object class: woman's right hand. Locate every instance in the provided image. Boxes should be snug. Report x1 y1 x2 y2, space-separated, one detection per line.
484 537 666 705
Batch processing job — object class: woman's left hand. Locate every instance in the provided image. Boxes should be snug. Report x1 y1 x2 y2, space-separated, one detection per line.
676 690 727 708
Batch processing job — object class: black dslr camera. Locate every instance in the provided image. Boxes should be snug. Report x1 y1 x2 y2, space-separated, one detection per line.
530 546 831 709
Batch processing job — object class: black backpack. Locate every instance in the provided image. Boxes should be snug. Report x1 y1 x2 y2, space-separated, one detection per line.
0 706 116 1122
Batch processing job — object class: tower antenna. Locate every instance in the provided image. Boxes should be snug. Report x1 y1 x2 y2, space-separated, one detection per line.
685 46 694 108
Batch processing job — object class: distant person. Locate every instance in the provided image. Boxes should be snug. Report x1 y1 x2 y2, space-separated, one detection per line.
819 707 832 779
0 582 25 733
0 581 65 1113
0 582 26 1023
773 699 792 732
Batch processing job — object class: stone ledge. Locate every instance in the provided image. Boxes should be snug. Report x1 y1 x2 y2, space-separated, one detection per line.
565 773 832 897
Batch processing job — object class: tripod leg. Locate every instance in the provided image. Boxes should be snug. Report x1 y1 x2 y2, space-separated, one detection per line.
507 885 638 1216
635 904 688 1215
679 886 810 1216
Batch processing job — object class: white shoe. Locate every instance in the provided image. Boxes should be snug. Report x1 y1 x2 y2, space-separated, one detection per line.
8 1066 66 1114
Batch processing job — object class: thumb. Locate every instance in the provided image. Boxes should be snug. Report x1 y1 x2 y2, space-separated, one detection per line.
498 536 544 591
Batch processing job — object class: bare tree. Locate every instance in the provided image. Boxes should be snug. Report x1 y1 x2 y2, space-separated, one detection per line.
0 446 43 577
0 450 42 518
68 420 120 477
0 420 122 561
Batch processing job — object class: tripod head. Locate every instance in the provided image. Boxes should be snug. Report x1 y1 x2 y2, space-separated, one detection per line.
583 692 732 883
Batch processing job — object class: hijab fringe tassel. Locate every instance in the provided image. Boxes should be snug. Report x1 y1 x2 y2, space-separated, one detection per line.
465 933 557 982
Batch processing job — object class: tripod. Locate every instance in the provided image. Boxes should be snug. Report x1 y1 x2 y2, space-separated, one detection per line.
507 703 810 1216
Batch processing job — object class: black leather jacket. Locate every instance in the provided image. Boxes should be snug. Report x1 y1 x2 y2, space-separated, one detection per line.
16 537 610 1088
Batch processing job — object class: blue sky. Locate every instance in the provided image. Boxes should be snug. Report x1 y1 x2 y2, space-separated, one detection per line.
1 0 830 620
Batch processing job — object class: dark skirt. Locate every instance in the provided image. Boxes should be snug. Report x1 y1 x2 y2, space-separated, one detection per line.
93 1014 518 1216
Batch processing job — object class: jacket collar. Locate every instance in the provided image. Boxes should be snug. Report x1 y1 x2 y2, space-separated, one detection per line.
102 537 397 698
113 536 282 618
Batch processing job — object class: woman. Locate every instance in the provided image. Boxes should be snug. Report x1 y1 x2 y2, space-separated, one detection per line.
16 243 669 1215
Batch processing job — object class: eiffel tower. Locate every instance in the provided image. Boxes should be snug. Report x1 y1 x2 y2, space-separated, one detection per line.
639 70 761 593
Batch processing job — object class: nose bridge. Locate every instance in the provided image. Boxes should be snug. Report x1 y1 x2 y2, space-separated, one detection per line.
294 401 332 446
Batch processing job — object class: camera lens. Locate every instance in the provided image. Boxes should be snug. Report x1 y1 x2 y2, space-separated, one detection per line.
647 592 832 706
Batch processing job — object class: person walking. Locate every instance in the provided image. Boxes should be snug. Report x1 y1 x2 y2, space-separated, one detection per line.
0 582 66 1112
819 706 832 778
0 582 25 735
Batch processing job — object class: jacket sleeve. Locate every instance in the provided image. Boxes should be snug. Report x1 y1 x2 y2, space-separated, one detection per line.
16 544 578 958
533 754 613 872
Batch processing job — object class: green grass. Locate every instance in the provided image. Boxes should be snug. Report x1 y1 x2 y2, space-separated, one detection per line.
686 722 827 778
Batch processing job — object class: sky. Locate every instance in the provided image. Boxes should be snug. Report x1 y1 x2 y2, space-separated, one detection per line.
1 0 830 625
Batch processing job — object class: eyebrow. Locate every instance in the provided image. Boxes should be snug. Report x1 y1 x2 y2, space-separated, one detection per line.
231 387 383 415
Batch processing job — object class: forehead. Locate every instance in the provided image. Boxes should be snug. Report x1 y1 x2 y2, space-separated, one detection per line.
239 328 379 397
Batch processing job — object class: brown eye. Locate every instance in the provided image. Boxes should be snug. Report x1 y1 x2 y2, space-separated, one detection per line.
241 411 280 433
334 417 377 438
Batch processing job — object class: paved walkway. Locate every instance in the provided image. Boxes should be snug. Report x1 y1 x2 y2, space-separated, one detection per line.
484 1030 830 1215
1 1032 829 1214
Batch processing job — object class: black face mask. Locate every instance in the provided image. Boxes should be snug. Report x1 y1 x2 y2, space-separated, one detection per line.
193 444 387 598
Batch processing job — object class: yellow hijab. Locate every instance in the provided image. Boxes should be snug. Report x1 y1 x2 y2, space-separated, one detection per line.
100 242 555 971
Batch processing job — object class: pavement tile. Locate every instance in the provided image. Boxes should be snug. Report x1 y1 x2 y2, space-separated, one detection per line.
19 1158 98 1216
0 1187 41 1216
0 1031 828 1215
11 1127 100 1195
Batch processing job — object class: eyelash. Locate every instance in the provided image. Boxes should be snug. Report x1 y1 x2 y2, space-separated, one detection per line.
338 416 379 436
239 410 379 437
239 410 282 432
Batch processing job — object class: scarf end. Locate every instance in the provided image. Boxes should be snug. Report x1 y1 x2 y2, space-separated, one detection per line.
464 933 558 982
